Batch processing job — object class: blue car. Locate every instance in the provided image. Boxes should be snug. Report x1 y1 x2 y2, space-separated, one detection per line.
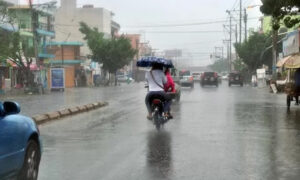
0 101 42 180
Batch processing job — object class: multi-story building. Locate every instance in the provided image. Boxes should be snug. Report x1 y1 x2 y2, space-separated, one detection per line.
123 34 149 82
55 0 118 56
8 4 56 88
9 5 56 60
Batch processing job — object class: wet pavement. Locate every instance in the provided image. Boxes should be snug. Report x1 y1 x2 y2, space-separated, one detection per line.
38 82 300 180
2 86 127 117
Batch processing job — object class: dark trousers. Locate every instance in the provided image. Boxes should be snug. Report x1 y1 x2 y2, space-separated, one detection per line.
145 91 169 114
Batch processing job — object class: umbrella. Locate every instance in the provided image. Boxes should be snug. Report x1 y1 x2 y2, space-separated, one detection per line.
136 57 174 68
277 56 291 68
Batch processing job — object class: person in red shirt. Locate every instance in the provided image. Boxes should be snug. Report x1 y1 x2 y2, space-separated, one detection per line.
164 68 175 118
165 68 176 93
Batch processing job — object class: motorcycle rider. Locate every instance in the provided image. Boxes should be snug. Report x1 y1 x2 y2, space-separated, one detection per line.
145 63 169 120
164 68 175 118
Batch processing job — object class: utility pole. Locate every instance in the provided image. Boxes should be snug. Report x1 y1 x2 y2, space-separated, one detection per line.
29 0 41 89
244 8 248 42
226 10 232 72
239 0 242 43
272 20 278 79
235 24 238 44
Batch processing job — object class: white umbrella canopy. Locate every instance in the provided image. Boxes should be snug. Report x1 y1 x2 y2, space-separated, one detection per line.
284 54 300 69
277 53 300 69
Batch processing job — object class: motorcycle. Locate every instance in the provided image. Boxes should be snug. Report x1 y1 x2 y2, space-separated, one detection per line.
145 85 171 130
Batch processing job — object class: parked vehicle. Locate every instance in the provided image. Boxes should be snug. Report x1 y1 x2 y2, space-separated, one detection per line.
228 72 243 86
117 75 128 82
0 101 42 180
200 72 219 87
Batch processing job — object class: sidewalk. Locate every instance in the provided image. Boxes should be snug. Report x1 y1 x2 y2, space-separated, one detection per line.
1 87 108 117
1 83 139 117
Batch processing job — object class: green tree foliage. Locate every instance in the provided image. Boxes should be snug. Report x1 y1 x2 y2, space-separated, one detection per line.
261 0 300 30
209 59 229 73
0 1 35 86
79 22 136 74
234 32 272 72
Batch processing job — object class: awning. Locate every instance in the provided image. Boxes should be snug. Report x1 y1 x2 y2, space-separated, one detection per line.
7 60 39 71
46 41 84 46
38 53 55 59
0 24 18 32
277 56 292 67
19 31 33 37
36 29 55 37
47 60 84 65
284 54 300 69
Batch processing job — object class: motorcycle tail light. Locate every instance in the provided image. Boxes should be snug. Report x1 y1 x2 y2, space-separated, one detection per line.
152 99 161 105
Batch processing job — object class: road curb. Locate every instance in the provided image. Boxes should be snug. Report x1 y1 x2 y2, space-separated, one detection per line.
33 101 108 125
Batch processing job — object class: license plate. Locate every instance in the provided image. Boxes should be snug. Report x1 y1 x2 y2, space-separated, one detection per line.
235 77 239 80
210 77 214 81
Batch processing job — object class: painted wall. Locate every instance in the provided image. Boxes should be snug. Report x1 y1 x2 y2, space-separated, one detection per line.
55 0 113 56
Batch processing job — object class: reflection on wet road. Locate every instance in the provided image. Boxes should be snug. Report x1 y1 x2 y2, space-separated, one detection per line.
39 82 300 180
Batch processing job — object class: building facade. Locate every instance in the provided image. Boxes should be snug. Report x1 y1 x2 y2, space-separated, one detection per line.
6 4 56 89
46 41 84 88
55 0 115 56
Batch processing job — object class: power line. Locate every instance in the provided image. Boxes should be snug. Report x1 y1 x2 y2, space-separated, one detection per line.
127 30 224 34
54 16 261 29
122 17 261 28
231 0 240 11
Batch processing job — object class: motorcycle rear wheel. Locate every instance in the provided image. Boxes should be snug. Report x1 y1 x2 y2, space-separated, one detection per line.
153 110 161 130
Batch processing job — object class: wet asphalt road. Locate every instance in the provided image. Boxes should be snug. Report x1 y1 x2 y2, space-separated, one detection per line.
38 82 300 180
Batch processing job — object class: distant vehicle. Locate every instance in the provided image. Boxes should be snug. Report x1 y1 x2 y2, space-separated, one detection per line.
221 74 229 80
228 72 243 86
201 72 219 87
251 75 258 87
192 72 201 82
218 75 222 84
0 101 42 180
117 74 134 84
174 83 181 102
180 76 194 88
117 75 128 82
179 70 191 77
179 70 194 88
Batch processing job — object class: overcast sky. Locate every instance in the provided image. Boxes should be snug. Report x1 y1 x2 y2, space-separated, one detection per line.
20 0 263 66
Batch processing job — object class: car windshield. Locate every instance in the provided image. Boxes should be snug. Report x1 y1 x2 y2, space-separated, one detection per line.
2 0 299 179
204 72 215 76
179 71 191 76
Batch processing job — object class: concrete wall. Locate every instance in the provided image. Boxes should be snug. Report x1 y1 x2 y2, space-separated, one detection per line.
49 45 80 60
55 0 113 56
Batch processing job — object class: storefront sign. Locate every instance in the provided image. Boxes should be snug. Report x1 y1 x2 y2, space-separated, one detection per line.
283 30 299 57
50 68 65 89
